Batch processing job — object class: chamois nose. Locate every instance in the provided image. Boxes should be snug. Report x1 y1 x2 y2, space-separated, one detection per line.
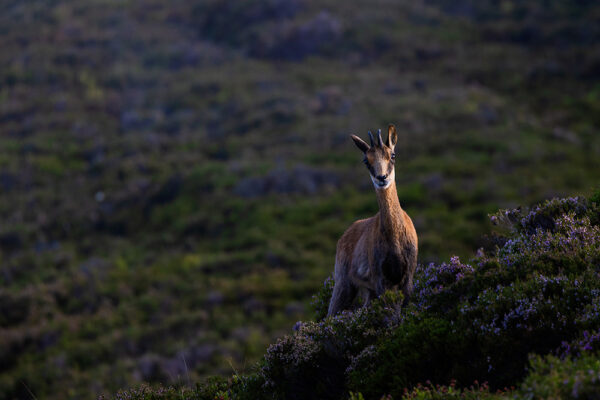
376 174 388 182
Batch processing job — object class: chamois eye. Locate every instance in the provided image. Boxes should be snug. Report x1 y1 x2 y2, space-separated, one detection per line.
363 158 369 166
391 153 395 160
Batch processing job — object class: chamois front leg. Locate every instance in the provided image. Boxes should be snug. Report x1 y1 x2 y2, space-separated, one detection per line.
375 278 385 297
328 279 357 316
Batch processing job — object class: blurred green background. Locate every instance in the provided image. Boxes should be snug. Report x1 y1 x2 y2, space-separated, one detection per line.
1 0 599 398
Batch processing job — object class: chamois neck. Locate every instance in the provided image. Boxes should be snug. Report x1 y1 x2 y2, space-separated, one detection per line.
375 180 403 236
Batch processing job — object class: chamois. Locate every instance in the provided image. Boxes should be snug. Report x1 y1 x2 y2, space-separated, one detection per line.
327 125 418 316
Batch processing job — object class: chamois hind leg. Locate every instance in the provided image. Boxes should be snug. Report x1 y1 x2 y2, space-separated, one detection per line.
400 275 414 306
327 279 357 316
361 288 377 308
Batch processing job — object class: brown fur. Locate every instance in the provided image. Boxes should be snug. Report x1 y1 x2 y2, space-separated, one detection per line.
327 125 418 316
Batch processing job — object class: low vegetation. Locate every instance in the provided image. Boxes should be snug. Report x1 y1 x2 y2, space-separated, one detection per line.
111 193 600 398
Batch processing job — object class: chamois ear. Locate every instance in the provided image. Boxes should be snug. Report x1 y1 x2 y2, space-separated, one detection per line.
351 134 370 153
387 124 397 149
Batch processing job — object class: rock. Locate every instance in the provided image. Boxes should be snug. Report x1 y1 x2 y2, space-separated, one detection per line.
79 257 110 276
551 127 580 145
143 174 183 214
0 291 30 327
206 290 225 306
0 172 17 192
243 297 265 315
477 104 498 125
0 231 22 251
137 354 165 382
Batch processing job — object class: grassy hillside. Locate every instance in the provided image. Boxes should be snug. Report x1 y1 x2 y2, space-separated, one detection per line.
1 0 600 399
113 193 600 399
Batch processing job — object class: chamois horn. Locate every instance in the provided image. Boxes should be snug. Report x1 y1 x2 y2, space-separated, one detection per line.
368 131 375 147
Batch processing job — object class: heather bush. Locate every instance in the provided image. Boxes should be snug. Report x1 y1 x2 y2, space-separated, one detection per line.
341 195 600 398
110 193 600 399
558 330 600 359
261 291 404 399
490 196 600 236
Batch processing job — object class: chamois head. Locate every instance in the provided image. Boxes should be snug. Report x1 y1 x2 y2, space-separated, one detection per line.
351 124 398 190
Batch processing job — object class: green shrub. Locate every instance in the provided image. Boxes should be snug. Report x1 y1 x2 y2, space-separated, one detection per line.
311 274 335 320
108 374 267 400
347 317 467 398
400 381 510 399
518 354 600 399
